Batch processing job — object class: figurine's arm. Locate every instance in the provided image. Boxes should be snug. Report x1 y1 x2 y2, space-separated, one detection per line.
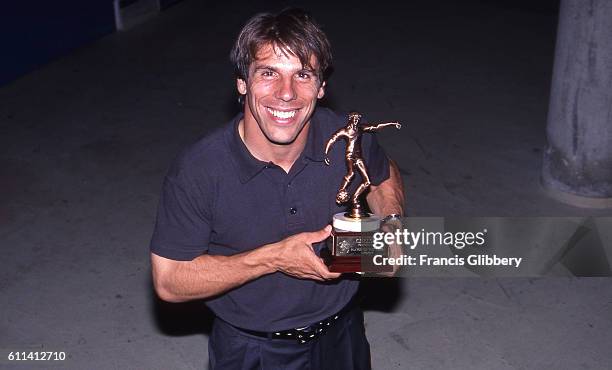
362 122 401 132
324 130 345 165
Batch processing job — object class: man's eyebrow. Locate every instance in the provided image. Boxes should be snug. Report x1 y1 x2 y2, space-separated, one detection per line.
251 64 317 75
253 65 277 72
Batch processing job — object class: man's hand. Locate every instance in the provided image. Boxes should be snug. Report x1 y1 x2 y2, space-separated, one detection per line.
324 157 331 166
269 225 341 281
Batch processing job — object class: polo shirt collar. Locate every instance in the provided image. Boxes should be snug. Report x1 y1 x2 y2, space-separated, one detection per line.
302 111 326 163
225 113 270 183
226 110 326 183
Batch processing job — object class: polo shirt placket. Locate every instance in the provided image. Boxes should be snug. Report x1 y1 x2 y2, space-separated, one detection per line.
262 160 310 235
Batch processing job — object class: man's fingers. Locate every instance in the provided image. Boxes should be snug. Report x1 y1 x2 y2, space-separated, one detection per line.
323 271 342 279
284 257 340 281
298 272 326 281
313 257 341 280
290 265 327 281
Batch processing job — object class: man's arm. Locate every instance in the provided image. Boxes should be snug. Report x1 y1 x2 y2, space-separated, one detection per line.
366 159 404 216
366 159 405 277
151 226 340 302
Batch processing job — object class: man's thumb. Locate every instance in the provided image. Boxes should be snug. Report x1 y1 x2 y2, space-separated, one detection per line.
307 225 332 242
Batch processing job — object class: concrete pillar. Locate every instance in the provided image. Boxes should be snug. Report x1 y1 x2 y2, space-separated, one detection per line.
542 0 612 208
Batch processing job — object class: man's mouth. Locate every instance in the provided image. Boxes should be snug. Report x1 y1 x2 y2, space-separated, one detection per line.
266 107 298 120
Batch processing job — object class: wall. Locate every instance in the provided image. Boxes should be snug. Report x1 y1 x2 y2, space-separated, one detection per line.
0 1 116 85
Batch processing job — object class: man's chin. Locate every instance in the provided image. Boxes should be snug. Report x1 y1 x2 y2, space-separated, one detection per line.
258 119 309 146
263 127 305 146
266 135 299 146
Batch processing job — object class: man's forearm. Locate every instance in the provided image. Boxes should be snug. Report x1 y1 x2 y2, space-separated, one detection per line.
152 246 275 302
152 226 337 302
366 159 405 277
366 159 405 216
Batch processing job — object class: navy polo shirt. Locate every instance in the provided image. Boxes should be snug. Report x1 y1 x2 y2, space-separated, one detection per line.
150 107 390 331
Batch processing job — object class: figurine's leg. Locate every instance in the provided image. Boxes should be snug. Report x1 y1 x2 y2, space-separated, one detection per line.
336 159 355 203
339 159 355 191
352 159 371 204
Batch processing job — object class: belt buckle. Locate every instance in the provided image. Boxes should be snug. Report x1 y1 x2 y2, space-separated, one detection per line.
295 326 318 344
295 320 330 344
290 313 342 344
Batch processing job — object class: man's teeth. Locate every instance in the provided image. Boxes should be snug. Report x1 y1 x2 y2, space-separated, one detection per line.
267 108 296 119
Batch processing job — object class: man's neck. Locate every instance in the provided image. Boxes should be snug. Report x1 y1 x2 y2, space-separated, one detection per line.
238 118 309 173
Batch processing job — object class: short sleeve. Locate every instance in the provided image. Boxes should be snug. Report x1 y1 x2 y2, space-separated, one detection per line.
150 172 212 261
361 131 390 186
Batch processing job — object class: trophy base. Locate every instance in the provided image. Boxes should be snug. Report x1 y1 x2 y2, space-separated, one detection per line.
324 253 393 273
323 213 392 273
323 255 363 273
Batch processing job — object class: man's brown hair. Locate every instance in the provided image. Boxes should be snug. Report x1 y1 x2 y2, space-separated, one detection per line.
230 8 333 83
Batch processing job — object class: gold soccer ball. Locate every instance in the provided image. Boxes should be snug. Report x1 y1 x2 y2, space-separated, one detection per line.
336 190 349 203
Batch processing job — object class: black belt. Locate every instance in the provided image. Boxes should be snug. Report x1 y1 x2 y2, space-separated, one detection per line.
231 296 359 344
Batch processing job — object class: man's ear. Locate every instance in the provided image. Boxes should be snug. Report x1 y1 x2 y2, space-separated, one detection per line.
317 81 326 99
236 78 247 95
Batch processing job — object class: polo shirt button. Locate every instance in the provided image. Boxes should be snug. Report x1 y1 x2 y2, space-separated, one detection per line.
289 207 297 215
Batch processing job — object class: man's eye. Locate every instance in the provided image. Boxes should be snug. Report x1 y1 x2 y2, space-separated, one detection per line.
262 70 275 77
298 72 311 79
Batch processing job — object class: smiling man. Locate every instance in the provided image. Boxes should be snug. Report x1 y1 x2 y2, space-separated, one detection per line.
150 8 404 370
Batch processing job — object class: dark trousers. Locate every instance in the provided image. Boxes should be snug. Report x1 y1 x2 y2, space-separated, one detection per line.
208 307 372 370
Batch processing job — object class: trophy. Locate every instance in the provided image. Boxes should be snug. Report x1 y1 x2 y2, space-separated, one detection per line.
322 112 401 273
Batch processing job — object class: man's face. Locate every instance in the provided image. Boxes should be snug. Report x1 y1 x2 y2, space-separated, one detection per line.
237 43 326 145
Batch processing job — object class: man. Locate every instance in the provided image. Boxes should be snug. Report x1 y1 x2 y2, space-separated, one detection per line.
150 8 404 369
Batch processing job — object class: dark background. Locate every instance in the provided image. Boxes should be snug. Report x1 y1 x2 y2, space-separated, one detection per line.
1 1 611 369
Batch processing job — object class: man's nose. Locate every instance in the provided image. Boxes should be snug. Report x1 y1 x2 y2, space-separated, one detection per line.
275 77 297 102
